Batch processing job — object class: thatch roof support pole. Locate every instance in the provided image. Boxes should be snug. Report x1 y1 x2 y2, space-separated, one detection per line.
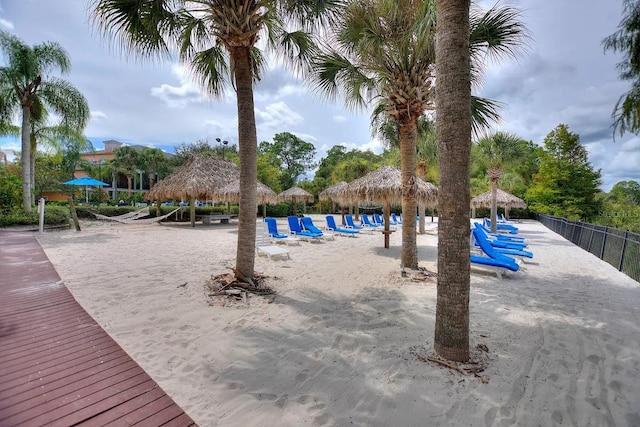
418 202 426 234
190 197 196 228
471 206 476 219
383 201 391 249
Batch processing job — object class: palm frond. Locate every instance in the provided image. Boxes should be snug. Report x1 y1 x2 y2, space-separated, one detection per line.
39 78 90 131
471 95 503 137
469 2 529 65
90 0 180 60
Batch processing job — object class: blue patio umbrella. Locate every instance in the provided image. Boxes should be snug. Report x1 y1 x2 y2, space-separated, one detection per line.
63 176 109 203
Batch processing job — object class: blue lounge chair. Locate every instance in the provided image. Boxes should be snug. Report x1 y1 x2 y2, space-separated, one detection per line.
326 215 359 236
474 222 525 242
472 225 528 250
264 217 298 245
287 216 323 241
361 214 380 228
374 213 398 227
391 213 402 225
483 217 519 234
344 215 364 230
300 216 334 240
473 227 533 259
470 228 520 278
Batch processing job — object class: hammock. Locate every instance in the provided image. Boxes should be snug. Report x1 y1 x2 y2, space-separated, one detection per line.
91 207 150 223
120 208 180 224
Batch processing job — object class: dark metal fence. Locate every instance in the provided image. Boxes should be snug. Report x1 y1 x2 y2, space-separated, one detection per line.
538 214 640 283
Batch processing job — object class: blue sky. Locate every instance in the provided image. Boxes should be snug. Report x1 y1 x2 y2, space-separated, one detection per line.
1 0 638 191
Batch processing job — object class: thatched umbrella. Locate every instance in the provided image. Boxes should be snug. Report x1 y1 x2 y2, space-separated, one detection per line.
146 155 240 226
278 186 314 216
319 181 349 218
341 166 438 248
470 188 526 219
214 180 277 217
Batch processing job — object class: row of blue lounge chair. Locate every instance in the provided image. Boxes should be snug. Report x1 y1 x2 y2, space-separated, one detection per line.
470 221 532 278
265 215 387 244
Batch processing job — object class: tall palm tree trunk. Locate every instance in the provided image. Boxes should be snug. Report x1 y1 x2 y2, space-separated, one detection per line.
488 166 502 233
490 178 498 233
232 46 258 280
127 174 133 196
434 0 472 362
21 105 32 212
30 149 36 207
399 118 418 269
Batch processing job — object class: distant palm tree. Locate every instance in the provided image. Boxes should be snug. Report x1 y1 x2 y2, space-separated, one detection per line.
475 132 524 232
112 146 139 196
91 0 340 281
0 31 89 212
313 0 526 269
29 110 91 205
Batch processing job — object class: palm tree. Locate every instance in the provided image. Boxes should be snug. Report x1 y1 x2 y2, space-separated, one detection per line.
0 31 89 212
602 0 640 137
313 0 526 269
433 0 472 362
60 136 95 231
29 110 92 205
139 147 169 214
91 0 339 281
475 132 524 232
111 145 139 196
139 147 168 190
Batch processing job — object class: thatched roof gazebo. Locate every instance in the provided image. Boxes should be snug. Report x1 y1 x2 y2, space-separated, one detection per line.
341 166 438 248
319 181 349 218
145 155 240 226
213 180 277 217
319 181 349 203
278 186 314 215
470 188 526 219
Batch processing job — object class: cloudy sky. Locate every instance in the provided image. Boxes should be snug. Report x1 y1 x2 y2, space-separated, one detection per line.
0 0 638 191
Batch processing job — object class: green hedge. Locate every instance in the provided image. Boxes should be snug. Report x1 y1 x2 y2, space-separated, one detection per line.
0 205 70 227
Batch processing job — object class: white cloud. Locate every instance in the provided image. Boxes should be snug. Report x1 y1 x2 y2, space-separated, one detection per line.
0 18 14 30
150 64 204 108
333 115 348 123
255 101 304 130
91 111 107 120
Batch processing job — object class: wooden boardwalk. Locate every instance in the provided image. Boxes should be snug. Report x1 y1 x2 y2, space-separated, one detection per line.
0 231 197 427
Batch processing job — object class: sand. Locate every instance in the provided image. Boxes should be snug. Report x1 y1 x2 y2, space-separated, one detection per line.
36 216 640 427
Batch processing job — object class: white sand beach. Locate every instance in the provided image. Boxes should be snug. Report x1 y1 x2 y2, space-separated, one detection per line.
36 216 640 426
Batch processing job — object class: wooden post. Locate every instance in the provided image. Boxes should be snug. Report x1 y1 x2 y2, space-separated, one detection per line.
384 202 391 249
190 197 196 228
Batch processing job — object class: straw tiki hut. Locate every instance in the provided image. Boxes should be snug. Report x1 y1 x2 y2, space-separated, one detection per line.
213 180 277 218
341 166 438 248
146 155 240 227
318 181 349 218
278 186 314 216
470 188 526 219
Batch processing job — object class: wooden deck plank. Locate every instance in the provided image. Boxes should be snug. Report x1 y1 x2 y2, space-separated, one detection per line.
47 380 164 427
0 231 196 427
133 398 188 426
160 412 197 427
102 394 175 426
0 334 121 382
0 342 125 395
0 357 140 409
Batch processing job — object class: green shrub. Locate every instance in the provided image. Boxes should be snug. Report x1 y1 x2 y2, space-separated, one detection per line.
45 205 70 225
0 170 22 212
265 202 291 217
